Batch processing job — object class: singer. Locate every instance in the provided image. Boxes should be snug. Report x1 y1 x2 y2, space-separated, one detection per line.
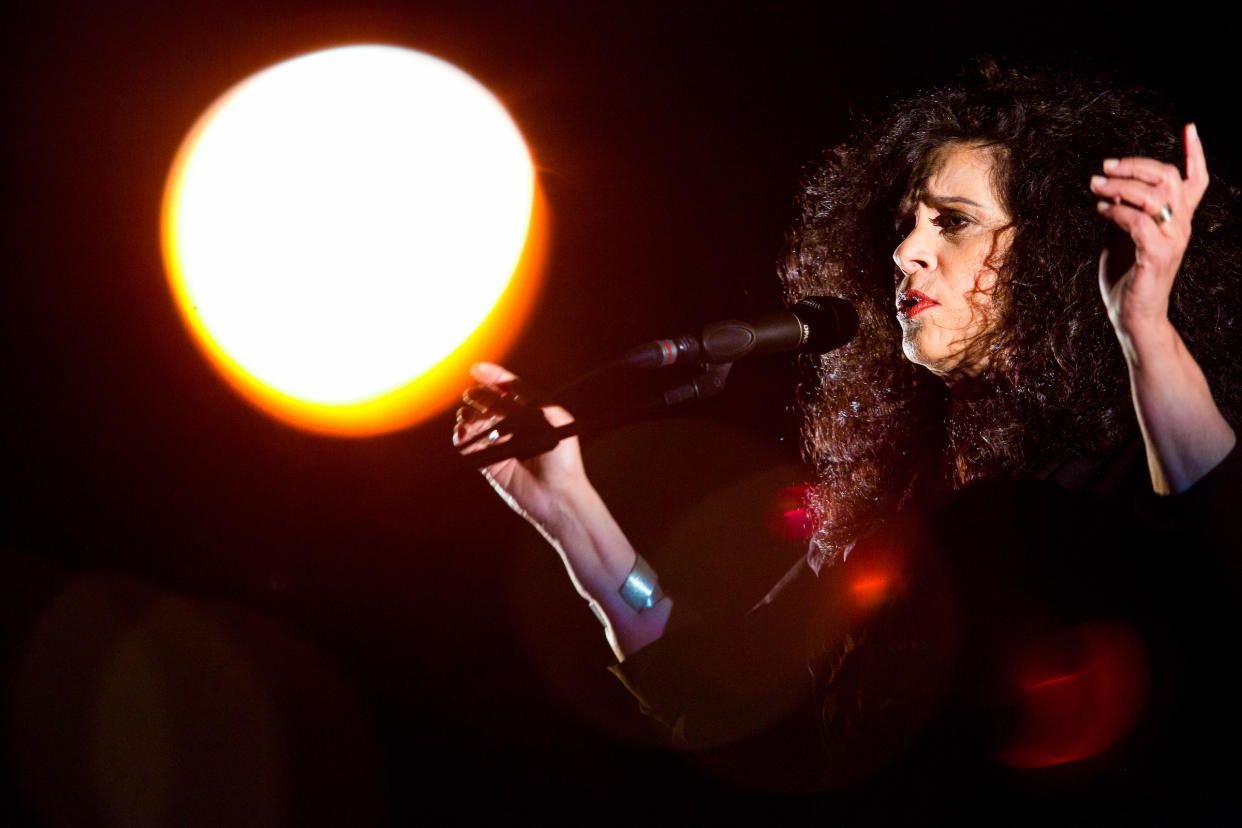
454 60 1241 811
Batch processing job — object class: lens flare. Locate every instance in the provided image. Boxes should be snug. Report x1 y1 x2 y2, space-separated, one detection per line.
162 45 544 435
995 620 1149 769
768 484 816 540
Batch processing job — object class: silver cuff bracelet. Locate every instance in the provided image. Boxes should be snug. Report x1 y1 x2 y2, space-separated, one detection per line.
618 554 665 612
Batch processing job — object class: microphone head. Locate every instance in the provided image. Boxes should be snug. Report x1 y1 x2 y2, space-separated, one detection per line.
792 296 858 353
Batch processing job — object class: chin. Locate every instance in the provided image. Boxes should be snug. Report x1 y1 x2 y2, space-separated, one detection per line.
901 332 956 378
901 326 932 368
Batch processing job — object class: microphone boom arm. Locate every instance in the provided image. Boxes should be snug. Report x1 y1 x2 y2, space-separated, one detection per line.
464 362 734 468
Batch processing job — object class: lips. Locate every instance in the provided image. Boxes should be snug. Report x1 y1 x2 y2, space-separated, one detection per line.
897 289 938 320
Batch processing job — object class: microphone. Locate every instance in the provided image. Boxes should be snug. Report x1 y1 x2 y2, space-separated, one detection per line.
625 296 858 368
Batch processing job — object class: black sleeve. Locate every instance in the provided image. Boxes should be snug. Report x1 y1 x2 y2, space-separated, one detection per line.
608 556 822 751
1151 442 1242 582
608 534 962 792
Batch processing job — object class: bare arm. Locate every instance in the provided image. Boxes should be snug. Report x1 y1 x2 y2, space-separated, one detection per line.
455 362 670 659
1115 320 1235 495
1093 123 1236 494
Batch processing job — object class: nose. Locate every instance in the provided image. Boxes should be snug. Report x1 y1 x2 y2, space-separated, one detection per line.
893 224 936 276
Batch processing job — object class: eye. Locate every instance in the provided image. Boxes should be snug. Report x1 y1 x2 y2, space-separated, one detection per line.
932 211 971 234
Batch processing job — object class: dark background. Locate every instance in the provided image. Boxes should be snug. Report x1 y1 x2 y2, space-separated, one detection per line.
5 1 1239 824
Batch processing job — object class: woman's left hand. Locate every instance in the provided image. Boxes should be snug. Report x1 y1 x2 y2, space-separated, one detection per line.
1092 123 1209 339
1091 123 1234 495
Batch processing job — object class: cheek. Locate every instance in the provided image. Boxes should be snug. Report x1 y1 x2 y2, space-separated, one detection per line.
975 266 999 295
971 260 1003 324
969 229 1012 300
947 247 1002 319
958 243 998 292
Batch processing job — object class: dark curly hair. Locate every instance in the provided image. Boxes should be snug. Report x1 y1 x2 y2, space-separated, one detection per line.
781 59 1242 571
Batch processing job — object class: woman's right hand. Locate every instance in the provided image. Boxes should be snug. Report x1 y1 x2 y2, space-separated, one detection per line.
453 361 589 533
453 361 671 659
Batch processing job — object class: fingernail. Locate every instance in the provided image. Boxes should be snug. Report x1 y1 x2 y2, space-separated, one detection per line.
1102 158 1119 171
1090 175 1106 189
1189 122 1199 140
1096 200 1110 212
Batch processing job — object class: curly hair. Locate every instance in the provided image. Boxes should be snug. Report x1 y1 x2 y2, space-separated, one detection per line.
781 59 1242 571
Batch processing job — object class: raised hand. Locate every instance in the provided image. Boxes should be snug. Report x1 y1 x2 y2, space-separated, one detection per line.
1090 124 1234 494
1092 123 1210 338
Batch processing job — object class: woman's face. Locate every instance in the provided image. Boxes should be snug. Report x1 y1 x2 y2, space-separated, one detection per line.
893 143 1013 379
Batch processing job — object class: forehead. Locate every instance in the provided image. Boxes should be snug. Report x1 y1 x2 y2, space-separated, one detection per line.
922 143 1003 206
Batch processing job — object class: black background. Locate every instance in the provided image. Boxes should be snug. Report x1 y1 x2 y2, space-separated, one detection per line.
6 1 1240 824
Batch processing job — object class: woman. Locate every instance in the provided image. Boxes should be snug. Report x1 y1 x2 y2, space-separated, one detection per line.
455 62 1240 804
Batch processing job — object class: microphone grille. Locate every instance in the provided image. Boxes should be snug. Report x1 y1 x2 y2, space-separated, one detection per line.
792 296 858 353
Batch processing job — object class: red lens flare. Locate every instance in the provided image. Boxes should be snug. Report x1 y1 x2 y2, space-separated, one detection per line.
839 541 911 619
768 484 815 540
849 574 891 605
995 620 1149 769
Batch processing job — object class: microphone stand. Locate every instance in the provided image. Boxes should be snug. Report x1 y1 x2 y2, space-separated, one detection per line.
460 295 856 467
463 361 734 468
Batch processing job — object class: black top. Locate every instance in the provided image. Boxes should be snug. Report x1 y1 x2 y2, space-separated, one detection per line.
611 443 1242 818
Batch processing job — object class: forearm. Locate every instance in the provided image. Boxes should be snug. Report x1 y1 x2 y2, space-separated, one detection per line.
1121 319 1236 494
457 363 672 658
540 480 672 660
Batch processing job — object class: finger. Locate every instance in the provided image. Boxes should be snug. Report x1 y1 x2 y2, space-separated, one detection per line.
453 412 502 448
1101 156 1181 188
1184 122 1209 207
460 394 488 417
458 423 514 455
1090 176 1173 220
462 384 519 417
1096 200 1162 247
468 361 542 406
541 404 574 429
470 361 519 385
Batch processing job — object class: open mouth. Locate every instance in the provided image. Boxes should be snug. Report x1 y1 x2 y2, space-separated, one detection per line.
897 290 938 319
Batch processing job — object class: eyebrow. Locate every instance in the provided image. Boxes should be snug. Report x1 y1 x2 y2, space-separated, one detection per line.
923 193 985 209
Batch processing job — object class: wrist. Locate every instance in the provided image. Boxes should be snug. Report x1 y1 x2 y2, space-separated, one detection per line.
1116 316 1179 370
531 479 672 659
617 554 666 612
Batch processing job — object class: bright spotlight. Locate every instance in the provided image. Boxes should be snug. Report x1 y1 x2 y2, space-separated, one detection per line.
162 45 544 436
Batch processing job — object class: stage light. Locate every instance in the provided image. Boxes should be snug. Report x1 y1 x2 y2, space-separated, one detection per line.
162 45 543 435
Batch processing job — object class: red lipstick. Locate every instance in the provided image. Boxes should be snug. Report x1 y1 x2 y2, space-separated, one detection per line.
897 289 938 319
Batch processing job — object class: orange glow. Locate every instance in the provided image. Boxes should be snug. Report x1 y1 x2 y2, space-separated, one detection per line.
995 620 1149 769
848 572 896 612
850 575 890 597
838 538 909 617
160 45 545 436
